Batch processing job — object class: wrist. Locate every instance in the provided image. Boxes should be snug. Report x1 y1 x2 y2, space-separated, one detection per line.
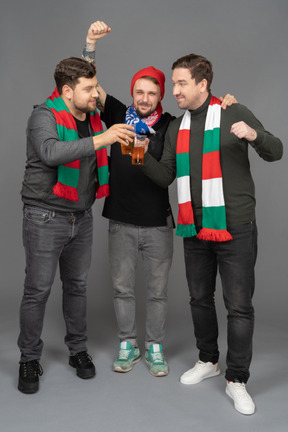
93 134 105 150
93 135 99 150
250 129 257 141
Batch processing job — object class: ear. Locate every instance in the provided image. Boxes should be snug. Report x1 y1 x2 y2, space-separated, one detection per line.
200 79 208 93
62 84 73 100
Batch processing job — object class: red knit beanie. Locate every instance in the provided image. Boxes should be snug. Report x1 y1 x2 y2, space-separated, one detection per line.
130 66 165 101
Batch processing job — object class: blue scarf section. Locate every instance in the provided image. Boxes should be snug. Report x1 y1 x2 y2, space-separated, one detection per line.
125 105 161 134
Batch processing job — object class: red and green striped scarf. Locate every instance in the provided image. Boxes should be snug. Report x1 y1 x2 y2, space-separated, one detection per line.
176 95 232 242
45 88 109 201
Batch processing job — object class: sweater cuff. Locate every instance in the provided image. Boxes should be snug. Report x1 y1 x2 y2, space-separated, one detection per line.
143 151 154 166
251 129 265 146
84 137 97 155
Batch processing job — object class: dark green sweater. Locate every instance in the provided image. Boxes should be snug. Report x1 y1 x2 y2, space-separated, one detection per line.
142 94 283 227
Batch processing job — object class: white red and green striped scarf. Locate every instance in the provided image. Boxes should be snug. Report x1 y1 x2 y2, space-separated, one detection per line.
46 88 109 201
176 95 232 242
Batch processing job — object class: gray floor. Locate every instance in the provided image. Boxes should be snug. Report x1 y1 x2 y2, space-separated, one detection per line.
1 306 287 432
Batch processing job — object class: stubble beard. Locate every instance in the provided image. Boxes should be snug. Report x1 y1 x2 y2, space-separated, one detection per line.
74 100 96 114
135 105 155 119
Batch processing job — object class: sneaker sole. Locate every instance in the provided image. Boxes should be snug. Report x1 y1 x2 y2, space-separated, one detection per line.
144 358 168 377
225 386 255 415
180 369 220 385
113 355 141 373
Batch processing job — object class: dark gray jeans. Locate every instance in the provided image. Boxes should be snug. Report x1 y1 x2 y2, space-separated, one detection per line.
184 221 258 383
18 205 93 362
108 217 173 350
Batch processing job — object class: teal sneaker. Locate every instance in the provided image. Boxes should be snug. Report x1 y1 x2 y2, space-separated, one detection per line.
145 344 168 377
113 341 141 372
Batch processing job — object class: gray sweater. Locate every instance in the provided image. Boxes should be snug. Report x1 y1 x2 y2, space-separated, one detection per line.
142 94 283 227
21 103 97 212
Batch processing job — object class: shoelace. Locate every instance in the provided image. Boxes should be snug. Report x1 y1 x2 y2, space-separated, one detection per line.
74 352 92 365
118 349 130 360
186 360 209 374
231 383 251 400
23 361 43 378
150 352 165 364
195 360 207 368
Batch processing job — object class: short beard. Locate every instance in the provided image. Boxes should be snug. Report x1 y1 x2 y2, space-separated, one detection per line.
135 106 154 118
74 102 95 114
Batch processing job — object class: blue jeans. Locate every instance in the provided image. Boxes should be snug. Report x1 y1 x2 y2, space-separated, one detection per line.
184 221 258 383
108 217 173 349
18 205 93 362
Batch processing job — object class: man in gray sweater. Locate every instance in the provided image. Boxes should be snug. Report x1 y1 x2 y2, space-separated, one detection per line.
18 56 134 394
142 54 283 415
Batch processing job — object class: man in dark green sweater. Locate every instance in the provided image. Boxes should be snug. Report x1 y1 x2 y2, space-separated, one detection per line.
142 54 283 415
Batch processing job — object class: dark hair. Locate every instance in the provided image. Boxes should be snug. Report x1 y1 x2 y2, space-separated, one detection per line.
172 54 213 91
54 57 96 94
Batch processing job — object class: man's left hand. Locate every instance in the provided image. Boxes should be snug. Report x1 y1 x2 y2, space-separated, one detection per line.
230 121 257 141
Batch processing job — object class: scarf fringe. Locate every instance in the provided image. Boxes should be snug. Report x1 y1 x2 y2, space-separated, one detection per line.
176 223 198 238
53 182 79 202
96 183 110 199
197 228 233 242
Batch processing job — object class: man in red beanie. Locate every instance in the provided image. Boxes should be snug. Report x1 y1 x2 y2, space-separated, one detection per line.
82 21 236 377
130 66 166 103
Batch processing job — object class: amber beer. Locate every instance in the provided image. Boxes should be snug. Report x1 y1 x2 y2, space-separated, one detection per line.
121 140 134 155
131 144 145 165
121 124 135 155
131 134 146 165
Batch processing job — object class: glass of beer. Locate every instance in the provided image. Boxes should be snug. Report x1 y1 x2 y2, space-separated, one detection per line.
121 125 135 155
131 134 146 165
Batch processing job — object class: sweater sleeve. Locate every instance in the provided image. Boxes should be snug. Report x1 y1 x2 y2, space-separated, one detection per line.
230 104 283 162
81 44 96 67
28 105 96 167
100 95 127 128
141 118 178 188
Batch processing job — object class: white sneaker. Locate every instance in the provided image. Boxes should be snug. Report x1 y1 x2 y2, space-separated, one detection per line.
226 381 255 415
180 360 220 385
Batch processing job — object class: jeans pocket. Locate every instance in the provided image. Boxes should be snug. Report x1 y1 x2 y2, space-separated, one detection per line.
24 206 52 225
85 208 93 219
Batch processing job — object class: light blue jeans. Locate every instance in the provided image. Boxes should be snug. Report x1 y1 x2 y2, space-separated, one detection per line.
18 205 93 362
108 217 173 350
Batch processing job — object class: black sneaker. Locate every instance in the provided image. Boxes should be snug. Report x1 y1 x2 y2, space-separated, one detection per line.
69 351 96 379
18 360 43 394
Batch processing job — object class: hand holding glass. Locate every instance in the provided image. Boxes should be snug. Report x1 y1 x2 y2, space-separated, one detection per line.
121 125 135 155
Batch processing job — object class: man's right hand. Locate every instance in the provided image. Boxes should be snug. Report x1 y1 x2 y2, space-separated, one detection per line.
93 124 135 150
87 21 111 44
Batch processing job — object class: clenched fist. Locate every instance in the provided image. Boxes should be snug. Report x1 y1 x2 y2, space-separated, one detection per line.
230 121 257 141
87 20 111 43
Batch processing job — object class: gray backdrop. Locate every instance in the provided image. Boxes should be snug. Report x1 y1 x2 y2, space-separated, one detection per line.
0 1 287 431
